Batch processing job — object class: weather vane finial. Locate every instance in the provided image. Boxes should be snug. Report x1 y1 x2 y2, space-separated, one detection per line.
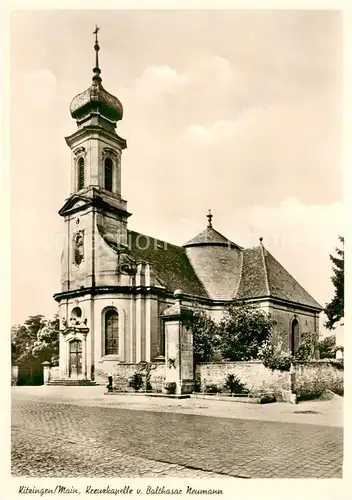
207 209 213 228
92 25 102 83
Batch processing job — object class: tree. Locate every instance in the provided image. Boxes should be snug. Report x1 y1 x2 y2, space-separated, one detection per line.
318 335 337 359
11 315 46 366
32 315 60 364
295 332 319 361
218 302 276 361
325 236 344 330
11 314 60 367
188 309 219 362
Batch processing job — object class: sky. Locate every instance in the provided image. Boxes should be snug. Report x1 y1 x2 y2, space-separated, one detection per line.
10 10 343 340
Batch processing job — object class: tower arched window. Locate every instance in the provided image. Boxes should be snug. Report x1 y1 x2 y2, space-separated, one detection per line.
77 157 85 191
105 309 119 355
104 157 113 192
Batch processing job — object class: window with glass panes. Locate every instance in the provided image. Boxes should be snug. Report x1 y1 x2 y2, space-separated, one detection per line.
105 309 119 355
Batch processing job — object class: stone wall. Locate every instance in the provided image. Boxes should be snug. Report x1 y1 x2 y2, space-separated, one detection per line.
97 362 165 392
195 361 289 395
195 360 343 399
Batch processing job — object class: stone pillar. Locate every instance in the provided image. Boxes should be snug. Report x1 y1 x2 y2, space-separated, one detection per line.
289 363 297 404
161 290 194 395
42 361 51 385
11 366 19 386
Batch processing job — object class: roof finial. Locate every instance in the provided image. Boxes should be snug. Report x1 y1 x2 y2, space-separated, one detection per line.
207 209 213 228
92 25 102 83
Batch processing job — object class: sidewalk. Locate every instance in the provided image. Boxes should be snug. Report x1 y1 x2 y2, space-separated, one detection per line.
12 385 343 428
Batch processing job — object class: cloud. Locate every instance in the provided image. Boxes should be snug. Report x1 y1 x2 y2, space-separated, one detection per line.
23 69 57 104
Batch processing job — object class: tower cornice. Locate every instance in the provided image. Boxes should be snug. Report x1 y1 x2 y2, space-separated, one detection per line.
65 124 127 150
58 188 132 218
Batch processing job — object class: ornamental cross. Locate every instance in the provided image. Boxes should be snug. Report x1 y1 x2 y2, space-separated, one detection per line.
93 25 100 40
207 209 213 228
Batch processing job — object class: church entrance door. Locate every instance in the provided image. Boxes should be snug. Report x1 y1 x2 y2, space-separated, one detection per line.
69 340 82 378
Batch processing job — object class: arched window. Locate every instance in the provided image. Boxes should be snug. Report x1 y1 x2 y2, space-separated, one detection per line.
104 157 113 192
77 157 85 191
290 319 300 355
105 309 119 355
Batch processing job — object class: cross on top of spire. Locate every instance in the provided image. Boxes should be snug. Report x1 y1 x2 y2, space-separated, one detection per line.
92 25 102 83
207 209 213 228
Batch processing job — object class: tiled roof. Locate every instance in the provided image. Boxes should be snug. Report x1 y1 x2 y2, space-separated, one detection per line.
235 245 322 310
99 221 321 309
128 231 209 298
184 226 242 249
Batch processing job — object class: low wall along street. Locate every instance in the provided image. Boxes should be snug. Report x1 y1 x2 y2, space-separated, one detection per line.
96 362 166 392
195 361 289 394
45 358 343 400
195 360 343 399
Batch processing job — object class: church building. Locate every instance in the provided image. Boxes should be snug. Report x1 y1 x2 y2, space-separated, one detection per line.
54 29 322 384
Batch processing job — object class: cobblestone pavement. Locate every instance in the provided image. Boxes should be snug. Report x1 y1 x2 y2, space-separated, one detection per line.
12 397 343 478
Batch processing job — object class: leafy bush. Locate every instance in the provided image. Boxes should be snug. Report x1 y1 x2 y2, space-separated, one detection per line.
128 373 144 391
258 340 293 371
223 374 248 394
295 332 319 361
318 335 337 359
204 383 222 394
259 394 276 404
295 371 344 400
218 302 276 361
295 375 327 401
164 382 177 394
188 309 219 362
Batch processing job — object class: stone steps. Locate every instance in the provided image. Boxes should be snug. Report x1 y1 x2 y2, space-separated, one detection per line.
47 379 98 386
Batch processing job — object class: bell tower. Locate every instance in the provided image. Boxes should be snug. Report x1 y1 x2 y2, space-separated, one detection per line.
58 26 131 293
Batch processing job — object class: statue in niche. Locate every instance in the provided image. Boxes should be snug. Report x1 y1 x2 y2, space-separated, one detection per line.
73 231 84 266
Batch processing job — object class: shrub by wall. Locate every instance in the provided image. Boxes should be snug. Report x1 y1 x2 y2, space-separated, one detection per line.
294 361 344 400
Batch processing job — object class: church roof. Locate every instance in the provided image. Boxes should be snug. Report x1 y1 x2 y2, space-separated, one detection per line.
183 210 242 249
128 230 209 298
235 245 322 310
183 226 242 249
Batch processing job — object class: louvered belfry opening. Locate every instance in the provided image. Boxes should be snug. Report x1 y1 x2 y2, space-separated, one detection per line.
105 309 119 355
104 157 113 192
77 157 85 190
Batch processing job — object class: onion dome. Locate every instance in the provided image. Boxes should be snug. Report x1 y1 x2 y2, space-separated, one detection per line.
183 210 242 249
70 25 123 123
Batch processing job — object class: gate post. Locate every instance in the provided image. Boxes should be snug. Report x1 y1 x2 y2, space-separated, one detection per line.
161 290 194 395
42 361 51 385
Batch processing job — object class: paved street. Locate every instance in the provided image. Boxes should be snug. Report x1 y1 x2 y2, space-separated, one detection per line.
12 387 343 478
